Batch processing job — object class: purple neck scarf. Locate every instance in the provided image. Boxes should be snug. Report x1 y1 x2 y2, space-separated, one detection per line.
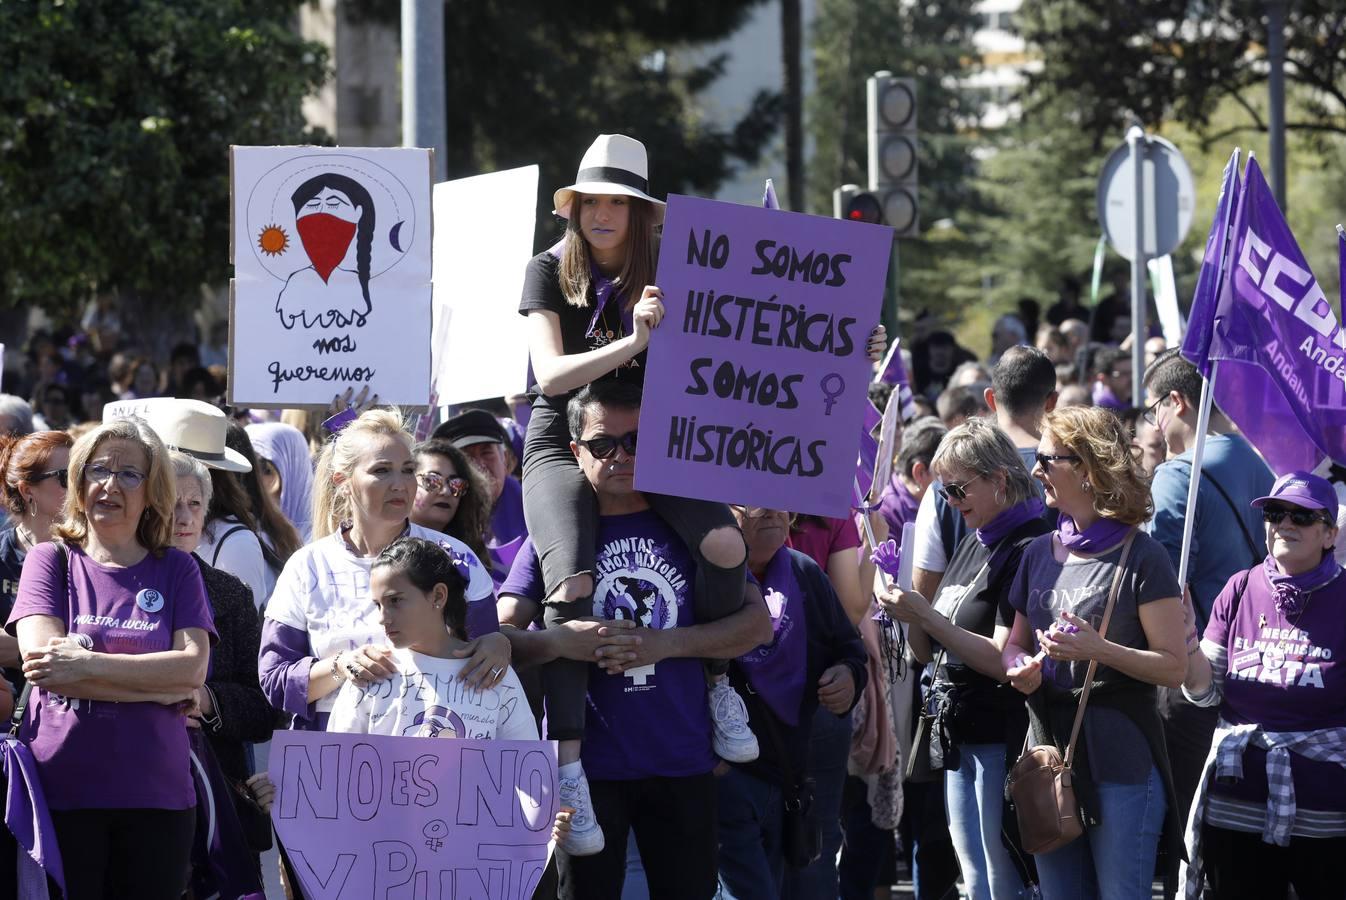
739 547 808 726
1263 552 1342 616
1056 514 1133 553
878 476 921 533
547 237 624 338
977 497 1046 548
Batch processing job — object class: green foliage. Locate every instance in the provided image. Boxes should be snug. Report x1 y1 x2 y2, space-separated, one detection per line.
0 0 330 318
1017 0 1346 144
806 0 984 325
347 0 782 247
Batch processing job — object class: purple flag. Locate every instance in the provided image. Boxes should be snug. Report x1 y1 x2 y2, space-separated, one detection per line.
2 737 64 897
854 400 882 504
1181 150 1242 377
1206 156 1346 474
763 178 780 211
1337 224 1345 324
875 339 918 420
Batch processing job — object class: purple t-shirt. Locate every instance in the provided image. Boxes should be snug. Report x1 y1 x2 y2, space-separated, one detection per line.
7 542 215 810
489 476 529 586
1204 566 1346 812
581 510 715 780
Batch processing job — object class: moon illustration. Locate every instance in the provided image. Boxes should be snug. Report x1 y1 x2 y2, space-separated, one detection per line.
389 221 406 252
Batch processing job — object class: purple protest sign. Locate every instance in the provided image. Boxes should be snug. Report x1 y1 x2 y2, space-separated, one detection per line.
269 731 558 900
1206 156 1346 474
636 195 892 516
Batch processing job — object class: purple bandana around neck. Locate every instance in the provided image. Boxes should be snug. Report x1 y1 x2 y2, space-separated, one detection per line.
546 236 622 338
878 475 921 533
738 547 808 726
1055 514 1133 553
1263 552 1342 616
976 497 1046 548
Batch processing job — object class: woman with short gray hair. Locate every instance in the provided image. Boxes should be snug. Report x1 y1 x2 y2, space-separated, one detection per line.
880 418 1047 899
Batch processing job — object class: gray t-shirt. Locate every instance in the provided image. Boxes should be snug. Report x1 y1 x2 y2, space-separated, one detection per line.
1006 530 1181 782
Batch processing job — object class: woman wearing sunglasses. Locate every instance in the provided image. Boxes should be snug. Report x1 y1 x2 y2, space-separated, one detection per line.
881 418 1047 900
997 406 1187 899
1180 470 1346 899
0 430 73 688
8 418 215 899
411 438 492 567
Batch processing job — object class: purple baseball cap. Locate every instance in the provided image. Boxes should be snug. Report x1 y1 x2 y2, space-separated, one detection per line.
1251 470 1339 520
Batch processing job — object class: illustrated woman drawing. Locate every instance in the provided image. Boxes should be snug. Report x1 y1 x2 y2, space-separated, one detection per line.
276 172 375 330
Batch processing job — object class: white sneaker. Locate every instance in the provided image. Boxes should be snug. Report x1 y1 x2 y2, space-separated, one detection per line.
557 769 605 856
709 679 760 762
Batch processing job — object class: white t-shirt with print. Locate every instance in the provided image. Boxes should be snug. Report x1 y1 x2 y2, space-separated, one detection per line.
328 648 535 740
264 523 495 713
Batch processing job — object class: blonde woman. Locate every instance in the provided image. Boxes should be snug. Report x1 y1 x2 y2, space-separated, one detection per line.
8 418 214 900
996 406 1186 899
258 409 508 731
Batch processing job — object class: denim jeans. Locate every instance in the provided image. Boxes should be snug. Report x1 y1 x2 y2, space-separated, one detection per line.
716 767 787 900
945 742 1025 900
782 706 853 899
1034 765 1166 900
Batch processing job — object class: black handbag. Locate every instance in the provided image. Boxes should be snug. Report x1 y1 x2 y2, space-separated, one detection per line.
751 692 821 868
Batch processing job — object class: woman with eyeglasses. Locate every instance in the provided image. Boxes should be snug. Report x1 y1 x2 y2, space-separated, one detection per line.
258 409 509 732
1179 470 1346 899
411 438 492 569
7 418 215 900
881 418 1047 900
996 406 1187 900
0 430 74 688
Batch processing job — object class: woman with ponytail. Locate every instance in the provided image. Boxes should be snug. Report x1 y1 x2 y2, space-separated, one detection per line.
258 409 509 731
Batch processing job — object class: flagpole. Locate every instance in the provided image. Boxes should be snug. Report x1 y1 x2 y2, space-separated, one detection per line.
1176 363 1218 592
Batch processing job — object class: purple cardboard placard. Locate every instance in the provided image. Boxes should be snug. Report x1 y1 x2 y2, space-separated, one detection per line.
269 731 558 900
635 194 892 517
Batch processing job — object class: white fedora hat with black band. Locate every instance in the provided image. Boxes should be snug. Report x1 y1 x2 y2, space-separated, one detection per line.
135 398 252 473
552 134 666 223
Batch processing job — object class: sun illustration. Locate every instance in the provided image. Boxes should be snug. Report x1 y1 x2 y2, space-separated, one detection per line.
258 224 290 256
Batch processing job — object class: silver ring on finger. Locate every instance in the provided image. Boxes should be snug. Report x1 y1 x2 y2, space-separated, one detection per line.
490 666 505 679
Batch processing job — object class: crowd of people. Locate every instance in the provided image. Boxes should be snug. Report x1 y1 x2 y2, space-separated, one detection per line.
0 132 1340 900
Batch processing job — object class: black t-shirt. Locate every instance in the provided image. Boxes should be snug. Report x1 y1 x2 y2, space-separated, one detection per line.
0 526 27 689
928 517 1048 745
518 250 645 401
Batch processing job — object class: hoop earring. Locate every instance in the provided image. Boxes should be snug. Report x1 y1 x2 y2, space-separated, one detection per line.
994 488 1005 506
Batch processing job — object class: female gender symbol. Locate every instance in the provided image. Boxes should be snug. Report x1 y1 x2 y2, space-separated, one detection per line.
820 373 846 414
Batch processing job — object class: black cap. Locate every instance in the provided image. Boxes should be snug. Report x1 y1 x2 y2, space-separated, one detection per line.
432 410 509 449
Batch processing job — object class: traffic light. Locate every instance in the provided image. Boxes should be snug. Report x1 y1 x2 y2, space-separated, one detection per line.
832 184 883 224
867 71 918 237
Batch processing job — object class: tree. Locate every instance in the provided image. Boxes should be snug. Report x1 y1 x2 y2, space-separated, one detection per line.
1017 0 1346 146
807 0 984 318
0 1 330 318
347 0 782 244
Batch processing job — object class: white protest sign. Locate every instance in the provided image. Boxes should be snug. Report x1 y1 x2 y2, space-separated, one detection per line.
1147 254 1184 345
431 165 538 405
229 146 433 407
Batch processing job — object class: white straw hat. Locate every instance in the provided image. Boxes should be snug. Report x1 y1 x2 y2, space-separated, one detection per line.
552 134 666 223
131 398 252 473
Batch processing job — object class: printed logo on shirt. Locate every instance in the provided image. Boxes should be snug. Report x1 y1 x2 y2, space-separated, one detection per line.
592 534 690 692
1229 625 1334 688
1026 584 1106 617
404 706 467 739
136 588 165 613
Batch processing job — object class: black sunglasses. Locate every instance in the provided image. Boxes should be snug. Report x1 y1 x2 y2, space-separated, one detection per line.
1262 505 1330 527
1035 452 1082 469
939 474 982 502
578 430 638 460
31 468 68 489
